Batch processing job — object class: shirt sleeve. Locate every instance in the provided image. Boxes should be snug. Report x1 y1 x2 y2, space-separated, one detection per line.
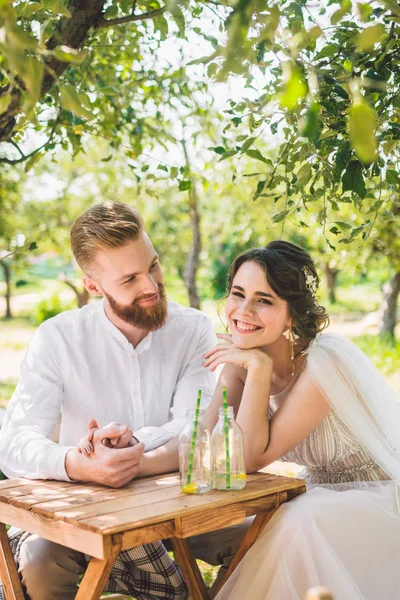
134 315 217 451
0 322 74 481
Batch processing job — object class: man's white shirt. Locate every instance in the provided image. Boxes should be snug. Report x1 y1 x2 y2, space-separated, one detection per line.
0 300 216 481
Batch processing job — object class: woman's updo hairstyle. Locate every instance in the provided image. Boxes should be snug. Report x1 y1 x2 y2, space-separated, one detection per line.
227 240 329 340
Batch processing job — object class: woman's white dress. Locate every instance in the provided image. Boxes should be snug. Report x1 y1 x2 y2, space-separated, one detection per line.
216 333 400 600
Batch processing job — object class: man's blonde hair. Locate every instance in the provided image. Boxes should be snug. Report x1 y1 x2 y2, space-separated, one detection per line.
71 202 144 271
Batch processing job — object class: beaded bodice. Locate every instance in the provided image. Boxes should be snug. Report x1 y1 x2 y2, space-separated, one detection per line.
269 379 388 485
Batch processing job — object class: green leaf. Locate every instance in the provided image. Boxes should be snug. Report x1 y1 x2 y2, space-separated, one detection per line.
356 24 385 51
334 142 351 181
245 149 270 164
330 0 351 25
210 146 226 155
343 59 352 72
357 3 373 22
334 221 353 230
349 99 377 164
280 63 307 110
178 180 192 191
6 23 37 51
52 46 87 64
219 150 238 161
316 44 339 59
42 0 71 18
383 139 399 156
342 160 366 198
300 103 320 143
20 58 43 114
241 137 255 152
170 167 179 178
207 63 218 78
296 163 312 186
60 84 93 119
253 179 266 200
157 164 169 172
154 15 169 41
171 4 185 37
28 241 38 251
386 169 400 185
17 2 42 17
272 210 289 223
24 151 43 172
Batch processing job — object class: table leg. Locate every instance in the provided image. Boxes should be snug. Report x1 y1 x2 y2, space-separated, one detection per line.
75 555 119 600
210 498 280 598
0 523 25 600
171 537 210 600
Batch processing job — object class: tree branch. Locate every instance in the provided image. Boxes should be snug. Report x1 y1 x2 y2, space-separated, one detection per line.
97 6 167 28
0 116 59 165
9 140 26 159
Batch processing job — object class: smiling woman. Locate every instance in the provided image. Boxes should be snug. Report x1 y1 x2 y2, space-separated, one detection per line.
200 240 400 600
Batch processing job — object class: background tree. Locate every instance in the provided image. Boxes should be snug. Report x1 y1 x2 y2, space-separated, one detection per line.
204 0 400 335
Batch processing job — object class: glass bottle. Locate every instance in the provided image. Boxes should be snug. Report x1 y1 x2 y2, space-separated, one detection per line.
178 409 212 494
211 407 246 490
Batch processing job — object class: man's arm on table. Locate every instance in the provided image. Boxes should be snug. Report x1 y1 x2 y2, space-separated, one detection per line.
0 322 74 481
0 322 146 488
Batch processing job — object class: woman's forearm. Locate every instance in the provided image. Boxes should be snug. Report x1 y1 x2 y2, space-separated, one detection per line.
236 362 272 472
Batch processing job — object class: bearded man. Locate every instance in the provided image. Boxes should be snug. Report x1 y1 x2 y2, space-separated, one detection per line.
0 202 216 600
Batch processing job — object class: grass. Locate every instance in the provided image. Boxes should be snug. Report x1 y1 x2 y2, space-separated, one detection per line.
353 334 400 377
322 282 382 317
0 379 16 408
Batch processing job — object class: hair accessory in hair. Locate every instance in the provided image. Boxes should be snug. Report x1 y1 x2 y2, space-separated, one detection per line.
302 265 318 296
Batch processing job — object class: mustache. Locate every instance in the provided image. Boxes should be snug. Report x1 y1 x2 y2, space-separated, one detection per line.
134 284 165 305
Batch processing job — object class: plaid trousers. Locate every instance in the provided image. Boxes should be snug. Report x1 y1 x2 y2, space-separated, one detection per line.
0 527 189 600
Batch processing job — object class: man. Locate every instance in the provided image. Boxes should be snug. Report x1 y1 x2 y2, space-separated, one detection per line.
0 202 216 600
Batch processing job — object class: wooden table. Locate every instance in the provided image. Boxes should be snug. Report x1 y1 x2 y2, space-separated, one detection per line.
0 472 305 600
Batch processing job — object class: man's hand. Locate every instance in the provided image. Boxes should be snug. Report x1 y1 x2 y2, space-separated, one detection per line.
77 419 139 455
66 422 144 487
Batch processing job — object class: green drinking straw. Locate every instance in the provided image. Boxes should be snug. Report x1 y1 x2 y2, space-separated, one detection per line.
222 385 231 489
186 388 202 485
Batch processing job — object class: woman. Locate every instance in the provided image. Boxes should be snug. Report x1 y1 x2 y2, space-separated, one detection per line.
202 240 400 600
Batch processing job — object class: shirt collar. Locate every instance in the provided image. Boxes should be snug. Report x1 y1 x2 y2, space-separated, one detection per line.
97 299 153 354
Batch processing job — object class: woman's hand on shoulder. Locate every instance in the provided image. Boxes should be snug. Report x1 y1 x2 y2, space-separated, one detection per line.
203 333 272 373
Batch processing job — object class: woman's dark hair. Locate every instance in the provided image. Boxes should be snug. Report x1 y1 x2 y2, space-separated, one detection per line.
227 240 329 340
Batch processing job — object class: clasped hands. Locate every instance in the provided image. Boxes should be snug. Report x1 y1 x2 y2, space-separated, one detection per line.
78 418 139 455
66 418 144 488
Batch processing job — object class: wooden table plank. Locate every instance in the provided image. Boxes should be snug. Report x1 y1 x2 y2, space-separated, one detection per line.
4 474 181 513
32 481 183 522
174 495 280 538
79 475 305 534
0 503 109 559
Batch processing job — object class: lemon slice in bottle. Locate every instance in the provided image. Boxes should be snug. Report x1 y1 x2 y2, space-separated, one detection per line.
181 482 199 494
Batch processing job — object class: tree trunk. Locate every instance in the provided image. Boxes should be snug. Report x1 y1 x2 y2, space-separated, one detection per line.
0 259 12 319
0 1 107 141
61 278 90 308
322 263 339 304
181 139 201 310
379 270 400 339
